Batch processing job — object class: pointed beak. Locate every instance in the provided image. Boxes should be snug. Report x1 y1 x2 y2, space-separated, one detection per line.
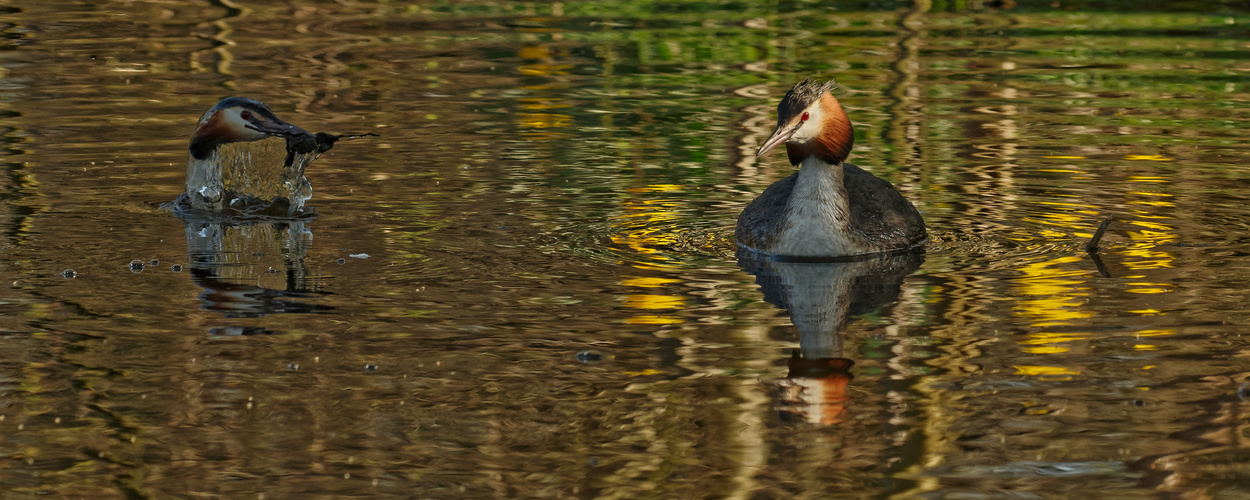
756 121 800 157
246 118 310 139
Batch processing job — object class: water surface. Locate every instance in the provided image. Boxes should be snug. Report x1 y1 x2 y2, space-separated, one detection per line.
2 1 1250 498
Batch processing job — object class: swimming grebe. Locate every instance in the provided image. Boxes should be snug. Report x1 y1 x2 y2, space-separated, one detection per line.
185 97 314 212
736 79 926 258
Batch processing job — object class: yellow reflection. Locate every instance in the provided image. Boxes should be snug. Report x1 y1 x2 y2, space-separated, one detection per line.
625 184 684 193
1126 285 1173 294
1129 309 1163 315
1013 365 1080 376
624 315 683 325
624 294 684 310
518 113 572 129
1133 344 1158 350
1127 176 1168 183
624 369 663 376
1013 256 1092 328
1023 346 1070 354
519 63 571 76
621 277 681 288
1124 155 1174 161
520 101 571 111
1135 329 1175 337
518 46 551 59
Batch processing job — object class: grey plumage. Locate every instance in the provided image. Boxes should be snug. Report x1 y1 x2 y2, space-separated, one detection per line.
735 163 926 258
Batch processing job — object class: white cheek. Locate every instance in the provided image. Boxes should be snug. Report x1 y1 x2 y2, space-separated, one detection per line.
225 113 268 141
790 121 817 143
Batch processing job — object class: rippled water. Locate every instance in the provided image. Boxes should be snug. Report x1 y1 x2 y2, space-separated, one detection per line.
3 1 1250 497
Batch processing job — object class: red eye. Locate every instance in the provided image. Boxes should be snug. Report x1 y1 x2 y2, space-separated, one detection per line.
801 112 809 122
240 110 252 120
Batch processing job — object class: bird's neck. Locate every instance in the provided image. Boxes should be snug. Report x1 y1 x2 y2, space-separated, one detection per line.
770 155 856 256
790 155 848 219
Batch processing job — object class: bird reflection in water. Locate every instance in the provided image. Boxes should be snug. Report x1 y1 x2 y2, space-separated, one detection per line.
738 250 923 425
182 218 332 325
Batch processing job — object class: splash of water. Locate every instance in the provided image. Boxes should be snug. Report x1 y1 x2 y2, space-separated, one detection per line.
182 137 325 217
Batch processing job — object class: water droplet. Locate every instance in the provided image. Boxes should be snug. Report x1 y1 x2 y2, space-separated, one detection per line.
364 364 379 372
267 267 277 274
254 252 264 257
336 258 347 265
1239 383 1250 401
171 265 183 272
61 269 76 279
288 363 299 371
575 350 605 363
149 259 159 266
128 260 145 273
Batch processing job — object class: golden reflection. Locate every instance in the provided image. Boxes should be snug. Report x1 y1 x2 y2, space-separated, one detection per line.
1013 365 1081 377
517 113 572 129
1135 329 1176 337
623 314 683 325
518 64 571 76
623 294 684 310
623 369 663 377
1124 155 1174 161
1127 176 1168 183
620 277 681 287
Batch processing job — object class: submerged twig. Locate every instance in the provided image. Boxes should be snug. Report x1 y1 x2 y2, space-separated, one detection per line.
1085 217 1112 252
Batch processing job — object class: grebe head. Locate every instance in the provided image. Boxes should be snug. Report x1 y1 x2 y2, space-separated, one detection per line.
189 97 310 160
756 78 854 166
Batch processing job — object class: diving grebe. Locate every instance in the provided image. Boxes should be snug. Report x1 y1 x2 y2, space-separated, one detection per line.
736 79 926 258
184 97 314 212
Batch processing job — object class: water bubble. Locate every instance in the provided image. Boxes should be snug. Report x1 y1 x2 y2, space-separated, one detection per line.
364 364 379 372
336 258 347 265
61 269 76 279
287 363 299 371
254 252 264 257
1239 383 1250 401
267 267 277 274
171 265 183 272
149 259 160 266
128 260 145 273
575 350 606 363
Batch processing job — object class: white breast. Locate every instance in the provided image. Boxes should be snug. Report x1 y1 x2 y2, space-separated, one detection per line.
770 157 862 257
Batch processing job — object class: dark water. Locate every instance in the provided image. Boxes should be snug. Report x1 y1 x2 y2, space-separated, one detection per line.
3 1 1250 497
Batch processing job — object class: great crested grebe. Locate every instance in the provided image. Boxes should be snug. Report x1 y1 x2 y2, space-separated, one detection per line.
736 79 926 258
184 97 317 212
